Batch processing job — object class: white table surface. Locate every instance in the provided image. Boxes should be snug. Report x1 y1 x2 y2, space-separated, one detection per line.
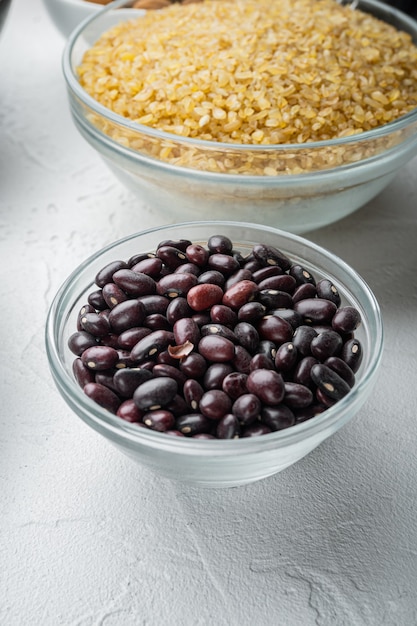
1 0 417 624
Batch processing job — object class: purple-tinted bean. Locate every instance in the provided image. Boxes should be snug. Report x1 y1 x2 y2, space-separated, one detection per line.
131 256 163 278
201 323 237 343
173 317 201 346
197 270 225 287
332 306 361 334
156 245 188 269
294 298 337 325
186 243 210 267
203 363 234 390
258 274 296 294
108 299 146 334
98 308 111 322
198 335 235 362
77 304 95 330
157 272 198 298
99 333 119 349
73 358 95 388
232 345 252 374
102 283 129 309
243 258 263 273
187 283 224 311
250 353 275 371
289 264 316 285
311 364 351 401
237 301 267 323
316 278 341 306
192 312 212 327
233 322 259 354
292 283 317 304
165 297 192 325
316 387 337 408
200 389 232 420
252 265 283 283
216 414 241 439
153 363 187 387
252 243 291 270
157 350 178 366
241 423 272 437
175 413 213 436
142 409 175 432
261 405 295 431
207 253 240 276
95 371 118 392
68 331 97 356
133 376 178 411
84 382 121 414
117 399 144 422
256 340 277 361
224 269 253 290
88 289 107 311
310 330 343 361
257 315 293 345
183 379 205 411
258 289 293 310
130 329 175 362
113 367 153 398
292 325 318 356
128 252 155 267
174 263 201 276
179 352 207 379
222 280 259 309
222 372 248 399
210 304 238 328
138 294 169 315
95 260 129 288
81 345 119 371
117 327 151 350
113 269 156 297
246 369 285 405
272 308 303 330
284 382 314 409
293 356 320 388
324 356 355 388
232 393 261 426
157 238 192 253
165 394 188 417
144 313 171 331
274 341 298 372
294 403 326 423
207 234 233 254
115 350 134 369
341 338 363 373
232 249 246 266
80 312 111 338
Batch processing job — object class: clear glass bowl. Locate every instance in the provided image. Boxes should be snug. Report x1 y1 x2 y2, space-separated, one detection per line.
62 0 417 233
45 221 383 488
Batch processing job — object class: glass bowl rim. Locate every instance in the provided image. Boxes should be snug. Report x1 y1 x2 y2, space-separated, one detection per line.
45 220 384 457
62 0 417 156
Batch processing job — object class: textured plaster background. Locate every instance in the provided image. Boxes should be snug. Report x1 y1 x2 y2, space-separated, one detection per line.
1 0 417 624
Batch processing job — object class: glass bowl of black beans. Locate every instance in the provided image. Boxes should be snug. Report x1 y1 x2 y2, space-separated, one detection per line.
46 221 383 487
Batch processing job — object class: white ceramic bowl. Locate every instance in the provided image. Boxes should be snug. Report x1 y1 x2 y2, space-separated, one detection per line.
45 221 383 488
43 0 104 37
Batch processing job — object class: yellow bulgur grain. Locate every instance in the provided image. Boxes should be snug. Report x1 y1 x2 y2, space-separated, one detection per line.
78 0 417 174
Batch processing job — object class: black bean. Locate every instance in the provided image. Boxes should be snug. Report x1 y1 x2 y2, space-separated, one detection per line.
257 274 296 293
289 264 316 285
179 352 207 379
108 299 146 334
232 345 253 374
117 326 151 350
246 369 285 405
292 283 317 304
222 372 248 399
133 376 178 411
324 356 356 388
142 409 175 432
242 423 272 437
198 335 235 362
341 338 363 373
200 389 232 420
102 282 129 309
310 329 343 361
183 378 205 411
310 364 351 401
293 356 320 389
257 315 293 345
80 312 111 338
157 272 198 298
274 342 298 372
197 270 225 287
316 278 341 306
130 329 175 363
272 308 303 329
156 245 188 269
292 325 318 356
165 394 188 417
261 405 295 431
252 243 291 271
88 289 107 311
233 322 260 354
152 363 188 388
216 414 241 439
68 331 98 356
144 313 171 331
81 345 119 371
256 339 277 361
174 317 201 346
73 358 95 388
84 382 121 414
232 393 262 426
252 265 284 283
117 399 144 423
203 363 234 390
294 404 326 423
208 253 240 276
113 269 156 297
157 239 192 253
175 263 201 276
258 289 293 310
95 260 129 288
224 269 253 290
138 294 170 315
237 301 267 323
77 304 95 331
166 297 193 325
210 304 238 327
250 353 275 371
131 256 163 278
175 413 213 436
332 306 361 334
201 323 237 343
113 367 153 398
294 298 337 325
208 234 234 254
284 382 314 409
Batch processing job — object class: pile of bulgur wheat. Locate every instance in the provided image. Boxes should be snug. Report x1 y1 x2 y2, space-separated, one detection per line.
77 0 417 173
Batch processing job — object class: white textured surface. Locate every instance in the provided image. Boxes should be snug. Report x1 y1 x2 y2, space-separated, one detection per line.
1 1 417 624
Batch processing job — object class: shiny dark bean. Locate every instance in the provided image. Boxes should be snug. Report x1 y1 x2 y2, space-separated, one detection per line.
157 239 192 253
88 289 107 311
284 382 314 409
73 358 95 388
243 258 263 273
234 322 259 354
165 297 193 325
102 283 128 309
208 253 240 276
116 350 134 369
174 317 201 346
108 299 145 334
68 331 98 356
175 413 214 436
174 263 201 276
289 264 316 285
117 399 143 422
179 352 207 379
311 364 351 401
157 272 198 298
272 308 303 329
294 403 326 423
332 306 361 334
77 304 95 331
131 256 163 278
341 338 363 373
257 315 293 344
142 409 175 432
165 394 188 417
222 372 248 399
80 312 111 338
203 363 234 390
207 234 233 254
250 353 275 371
84 382 121 414
81 345 119 371
242 423 272 437
216 414 241 439
157 350 178 366
99 333 120 349
130 329 175 363
201 323 237 343
186 243 210 267
292 283 317 304
128 252 155 267
293 356 320 389
258 274 296 294
156 245 188 269
192 312 212 327
310 330 343 361
113 367 153 398
144 313 171 331
256 340 277 361
258 289 293 310
232 393 262 426
210 304 238 327
187 283 224 311
324 356 355 388
200 389 232 420
232 345 252 374
95 260 129 288
292 325 318 356
274 341 298 372
252 243 291 270
197 270 225 287
246 369 285 405
222 280 259 309
183 379 204 411
237 301 266 323
316 278 341 306
113 269 157 297
138 294 169 315
261 405 295 431
224 269 253 290
117 327 151 350
294 298 337 325
95 371 118 392
198 335 235 362
133 376 178 411
152 363 187 388
252 266 283 283
316 387 337 408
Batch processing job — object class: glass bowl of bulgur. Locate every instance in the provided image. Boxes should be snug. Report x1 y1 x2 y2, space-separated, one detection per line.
63 0 417 233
